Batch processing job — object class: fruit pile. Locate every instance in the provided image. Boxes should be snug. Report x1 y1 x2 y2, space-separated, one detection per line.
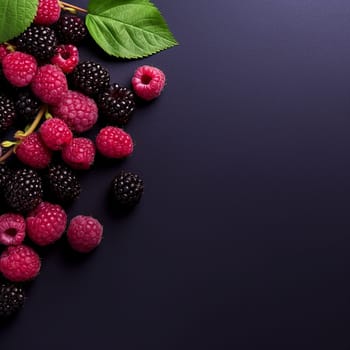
0 0 166 320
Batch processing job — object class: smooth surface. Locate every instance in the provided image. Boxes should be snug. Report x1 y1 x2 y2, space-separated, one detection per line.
2 1 350 349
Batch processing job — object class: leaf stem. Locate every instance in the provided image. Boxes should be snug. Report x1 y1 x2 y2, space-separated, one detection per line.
59 1 88 14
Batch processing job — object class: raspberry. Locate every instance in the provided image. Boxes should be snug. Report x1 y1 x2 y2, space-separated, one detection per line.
97 84 135 126
0 245 41 282
50 90 98 133
16 25 58 62
26 202 67 246
54 13 87 44
39 118 73 151
45 163 81 203
0 94 15 133
132 65 166 100
5 168 43 213
0 213 26 246
111 171 144 208
67 215 103 253
51 44 79 74
62 138 95 170
71 61 110 96
95 126 133 159
0 282 25 318
34 0 61 25
0 44 11 63
2 52 37 88
16 133 52 169
14 89 41 125
31 64 68 105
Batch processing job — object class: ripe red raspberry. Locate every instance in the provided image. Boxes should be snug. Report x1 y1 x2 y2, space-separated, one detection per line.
67 215 103 253
26 202 67 246
0 245 41 282
16 132 52 169
2 52 37 87
0 213 26 246
31 64 68 105
62 137 95 170
51 45 79 74
50 90 98 133
34 0 61 25
39 118 73 151
95 126 133 159
0 44 11 62
132 65 166 101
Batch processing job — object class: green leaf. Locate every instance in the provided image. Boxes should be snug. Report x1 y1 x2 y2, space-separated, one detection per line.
86 0 178 59
0 0 39 43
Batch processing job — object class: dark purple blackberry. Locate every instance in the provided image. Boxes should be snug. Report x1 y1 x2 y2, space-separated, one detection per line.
0 282 25 318
16 25 57 61
97 84 136 126
71 61 110 96
14 89 41 125
46 163 81 204
0 164 10 191
5 168 43 213
0 94 15 133
111 171 144 208
54 13 87 44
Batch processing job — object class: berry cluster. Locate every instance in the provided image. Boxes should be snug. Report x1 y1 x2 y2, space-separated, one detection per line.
0 0 166 320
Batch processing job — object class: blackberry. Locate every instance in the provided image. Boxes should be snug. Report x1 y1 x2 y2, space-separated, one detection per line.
54 13 87 44
16 25 57 61
0 164 10 191
0 94 15 133
97 84 136 126
5 168 43 213
0 282 25 318
14 89 41 125
46 163 81 204
71 61 110 97
111 171 144 208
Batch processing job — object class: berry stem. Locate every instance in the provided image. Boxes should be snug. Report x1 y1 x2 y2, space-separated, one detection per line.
0 148 14 163
15 105 47 140
59 1 88 14
0 105 47 162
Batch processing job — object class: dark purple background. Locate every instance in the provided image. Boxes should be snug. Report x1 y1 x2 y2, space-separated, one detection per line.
2 0 350 349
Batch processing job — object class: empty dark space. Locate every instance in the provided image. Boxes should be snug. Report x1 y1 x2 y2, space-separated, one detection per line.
2 1 350 349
